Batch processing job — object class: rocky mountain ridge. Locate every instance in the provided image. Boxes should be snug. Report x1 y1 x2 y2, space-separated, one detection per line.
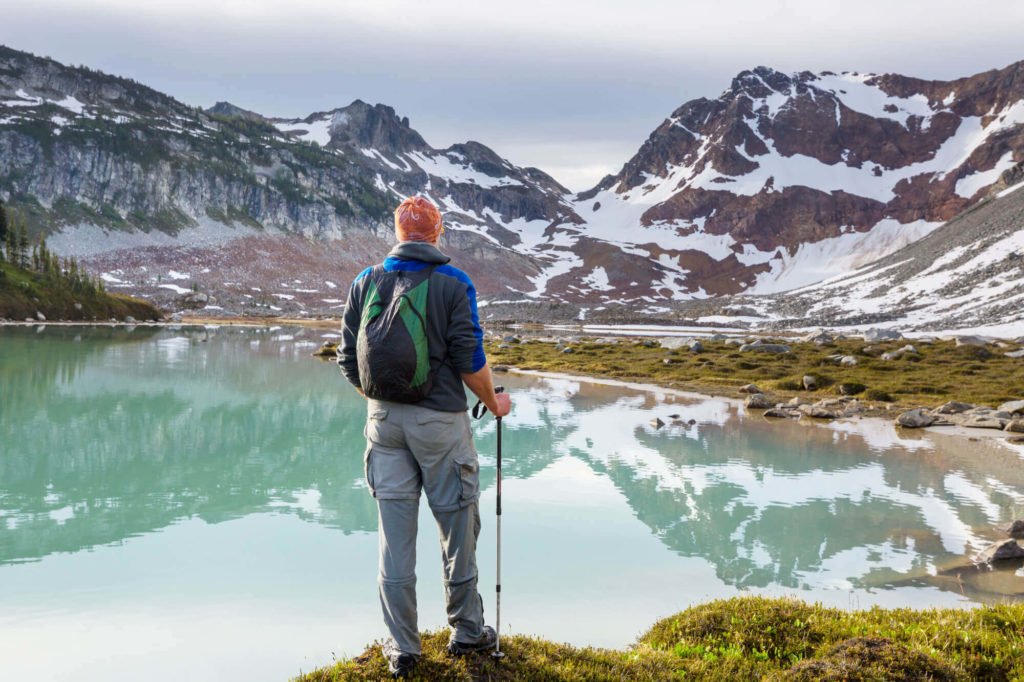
1 44 1023 322
528 62 1024 308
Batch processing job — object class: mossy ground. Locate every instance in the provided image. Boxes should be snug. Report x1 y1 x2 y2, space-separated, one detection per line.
485 337 1024 411
297 596 1024 681
0 261 161 321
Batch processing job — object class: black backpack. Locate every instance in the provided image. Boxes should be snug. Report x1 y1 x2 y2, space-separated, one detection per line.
355 265 439 403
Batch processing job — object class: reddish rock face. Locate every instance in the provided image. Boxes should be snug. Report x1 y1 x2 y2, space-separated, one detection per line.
546 61 1024 303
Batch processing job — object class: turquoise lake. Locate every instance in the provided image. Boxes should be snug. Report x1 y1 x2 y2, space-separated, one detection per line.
1 325 1023 681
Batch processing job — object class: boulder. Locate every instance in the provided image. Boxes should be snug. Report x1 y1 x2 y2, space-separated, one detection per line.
962 415 1008 430
1006 349 1024 359
955 335 990 347
936 401 974 414
863 329 902 342
659 338 687 350
839 355 858 367
560 347 575 354
170 312 184 323
799 404 838 419
724 338 745 346
738 384 763 394
998 400 1024 415
740 341 791 354
1006 419 1024 434
802 375 817 391
662 358 672 365
787 397 809 407
976 539 1024 564
179 292 209 309
896 408 935 428
1000 519 1024 539
124 316 136 324
802 330 834 345
73 302 83 311
880 345 918 361
745 393 774 409
764 408 797 418
35 311 46 321
687 339 705 353
649 417 665 429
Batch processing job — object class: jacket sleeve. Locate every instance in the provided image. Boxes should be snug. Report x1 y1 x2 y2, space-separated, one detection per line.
446 275 487 374
338 276 364 388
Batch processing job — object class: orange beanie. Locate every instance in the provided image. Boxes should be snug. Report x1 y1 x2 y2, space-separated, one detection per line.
394 196 443 243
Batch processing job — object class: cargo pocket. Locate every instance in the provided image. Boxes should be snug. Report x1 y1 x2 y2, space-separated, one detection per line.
364 408 390 443
363 446 377 498
453 454 480 506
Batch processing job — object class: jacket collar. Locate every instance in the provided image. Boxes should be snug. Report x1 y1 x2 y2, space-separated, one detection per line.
388 241 451 265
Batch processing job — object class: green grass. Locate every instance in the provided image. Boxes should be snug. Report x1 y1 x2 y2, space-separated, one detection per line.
0 260 162 321
296 596 1024 681
486 338 1024 411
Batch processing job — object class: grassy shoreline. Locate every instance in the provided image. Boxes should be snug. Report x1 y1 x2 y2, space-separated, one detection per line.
486 336 1024 418
0 261 162 322
297 596 1024 681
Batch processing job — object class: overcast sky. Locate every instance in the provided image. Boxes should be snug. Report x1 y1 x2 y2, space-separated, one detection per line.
3 1 1023 190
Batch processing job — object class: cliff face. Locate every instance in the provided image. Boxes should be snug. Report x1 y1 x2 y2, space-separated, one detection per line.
0 46 571 309
2 44 1022 318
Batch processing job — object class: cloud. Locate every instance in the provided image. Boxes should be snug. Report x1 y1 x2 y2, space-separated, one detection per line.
2 1 1022 190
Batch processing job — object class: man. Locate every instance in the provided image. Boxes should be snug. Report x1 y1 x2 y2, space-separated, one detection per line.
339 195 512 679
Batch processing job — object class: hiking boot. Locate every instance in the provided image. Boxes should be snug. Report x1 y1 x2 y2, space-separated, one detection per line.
446 625 497 656
381 639 419 679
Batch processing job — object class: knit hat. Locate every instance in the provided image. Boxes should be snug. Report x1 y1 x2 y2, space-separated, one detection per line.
394 196 443 243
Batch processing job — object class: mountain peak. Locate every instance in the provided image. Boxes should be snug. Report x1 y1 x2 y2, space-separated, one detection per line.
206 101 266 122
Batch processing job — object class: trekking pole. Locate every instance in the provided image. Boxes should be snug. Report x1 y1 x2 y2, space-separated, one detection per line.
492 407 505 660
471 386 506 661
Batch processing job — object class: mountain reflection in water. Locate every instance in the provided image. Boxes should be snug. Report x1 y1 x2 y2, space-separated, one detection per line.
2 324 1023 605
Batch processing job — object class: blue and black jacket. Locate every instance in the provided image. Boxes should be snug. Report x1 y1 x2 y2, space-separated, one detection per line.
339 241 487 412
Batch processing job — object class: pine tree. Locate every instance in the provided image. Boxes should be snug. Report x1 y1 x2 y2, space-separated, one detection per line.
38 235 50 274
0 198 8 248
4 215 17 265
17 221 29 269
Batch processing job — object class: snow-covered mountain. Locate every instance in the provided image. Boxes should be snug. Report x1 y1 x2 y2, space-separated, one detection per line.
763 165 1024 333
515 62 1024 307
2 43 1023 320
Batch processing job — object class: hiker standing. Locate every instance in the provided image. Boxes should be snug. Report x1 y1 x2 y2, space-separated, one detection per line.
339 196 512 678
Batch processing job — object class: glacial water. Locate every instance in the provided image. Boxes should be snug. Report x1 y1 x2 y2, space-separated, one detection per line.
1 325 1023 681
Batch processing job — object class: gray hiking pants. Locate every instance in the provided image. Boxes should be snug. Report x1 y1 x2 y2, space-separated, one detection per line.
363 399 485 655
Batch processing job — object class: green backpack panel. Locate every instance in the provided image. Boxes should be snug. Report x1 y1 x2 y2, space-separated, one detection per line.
356 265 437 403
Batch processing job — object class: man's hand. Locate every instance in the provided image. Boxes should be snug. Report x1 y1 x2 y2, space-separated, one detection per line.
462 363 512 417
492 391 512 418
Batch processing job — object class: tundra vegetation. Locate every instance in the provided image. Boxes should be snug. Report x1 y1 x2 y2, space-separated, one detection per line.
484 337 1024 411
298 596 1024 681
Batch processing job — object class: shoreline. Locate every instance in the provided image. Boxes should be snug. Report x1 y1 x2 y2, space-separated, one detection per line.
505 367 1024 454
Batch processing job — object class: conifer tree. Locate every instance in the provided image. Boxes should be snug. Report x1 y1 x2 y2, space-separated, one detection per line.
4 215 17 265
17 221 29 269
0 198 8 248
